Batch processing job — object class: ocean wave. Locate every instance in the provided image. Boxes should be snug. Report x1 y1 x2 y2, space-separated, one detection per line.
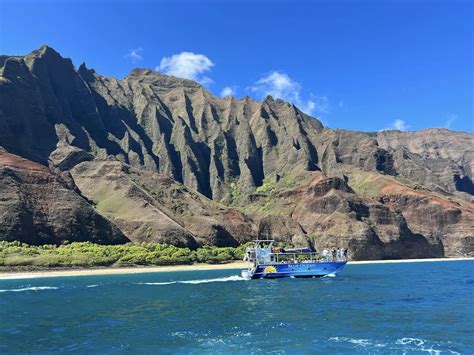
86 284 99 288
396 337 425 346
395 338 460 354
0 286 59 293
329 337 460 354
329 337 386 348
138 275 245 286
171 331 197 338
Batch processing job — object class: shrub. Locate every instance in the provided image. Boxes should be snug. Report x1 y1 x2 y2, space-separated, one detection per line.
4 256 36 266
0 241 245 270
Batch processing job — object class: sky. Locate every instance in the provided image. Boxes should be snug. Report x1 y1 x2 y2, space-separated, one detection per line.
0 0 472 132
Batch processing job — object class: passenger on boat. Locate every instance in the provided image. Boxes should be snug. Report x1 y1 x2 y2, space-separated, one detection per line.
332 248 337 261
322 248 329 261
343 248 348 259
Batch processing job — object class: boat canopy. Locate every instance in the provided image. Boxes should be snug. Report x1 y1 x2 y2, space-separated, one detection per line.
280 247 313 253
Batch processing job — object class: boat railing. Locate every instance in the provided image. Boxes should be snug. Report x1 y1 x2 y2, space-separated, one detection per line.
244 245 348 265
248 251 346 265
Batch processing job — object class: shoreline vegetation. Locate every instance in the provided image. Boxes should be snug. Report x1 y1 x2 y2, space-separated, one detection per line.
0 241 248 271
0 241 472 280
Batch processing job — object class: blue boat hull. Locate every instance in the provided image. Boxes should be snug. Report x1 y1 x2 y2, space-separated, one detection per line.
251 261 347 279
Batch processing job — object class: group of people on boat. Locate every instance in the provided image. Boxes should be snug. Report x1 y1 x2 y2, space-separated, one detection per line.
247 242 348 265
321 247 347 262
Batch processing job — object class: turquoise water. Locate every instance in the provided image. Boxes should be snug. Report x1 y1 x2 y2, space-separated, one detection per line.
1 261 473 353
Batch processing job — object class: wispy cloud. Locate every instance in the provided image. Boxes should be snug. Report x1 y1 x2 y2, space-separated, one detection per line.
220 86 237 97
311 95 331 115
250 71 300 100
444 113 457 129
380 119 410 132
157 52 214 85
249 71 325 116
125 47 143 63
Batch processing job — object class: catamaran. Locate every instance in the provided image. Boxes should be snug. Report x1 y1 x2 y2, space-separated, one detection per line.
241 240 347 279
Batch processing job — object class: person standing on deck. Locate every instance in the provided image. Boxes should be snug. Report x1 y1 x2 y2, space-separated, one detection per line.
331 248 336 261
322 248 329 261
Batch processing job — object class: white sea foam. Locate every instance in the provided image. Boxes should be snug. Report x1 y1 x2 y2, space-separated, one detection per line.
329 337 386 348
86 284 99 288
179 275 244 284
395 338 460 354
0 275 45 280
0 286 59 293
330 337 460 354
396 338 425 347
325 273 337 277
171 331 197 338
139 281 177 285
138 275 245 286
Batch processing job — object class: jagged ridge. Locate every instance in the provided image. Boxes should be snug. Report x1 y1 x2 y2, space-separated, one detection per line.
0 45 472 258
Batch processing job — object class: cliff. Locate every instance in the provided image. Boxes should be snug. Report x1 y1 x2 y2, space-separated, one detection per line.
0 45 472 258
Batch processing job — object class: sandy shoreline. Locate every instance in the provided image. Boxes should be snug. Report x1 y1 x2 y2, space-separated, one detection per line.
0 257 472 280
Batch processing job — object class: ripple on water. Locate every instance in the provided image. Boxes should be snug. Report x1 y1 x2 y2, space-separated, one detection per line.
328 336 461 354
0 261 472 353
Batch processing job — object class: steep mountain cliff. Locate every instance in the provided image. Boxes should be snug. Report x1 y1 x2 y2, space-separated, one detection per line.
0 148 128 245
0 45 472 259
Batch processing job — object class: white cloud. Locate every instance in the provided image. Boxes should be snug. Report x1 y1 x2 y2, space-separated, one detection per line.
250 71 300 101
301 100 316 114
249 71 324 116
220 86 236 97
380 119 410 132
444 113 457 129
157 52 214 84
125 48 143 63
311 95 331 115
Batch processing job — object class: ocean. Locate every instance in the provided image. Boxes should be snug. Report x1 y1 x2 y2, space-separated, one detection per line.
1 261 472 353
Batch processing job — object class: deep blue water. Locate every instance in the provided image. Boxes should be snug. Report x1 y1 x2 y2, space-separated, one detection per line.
1 261 473 353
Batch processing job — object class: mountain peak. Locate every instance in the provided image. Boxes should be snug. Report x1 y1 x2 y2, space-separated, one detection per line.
126 68 202 90
23 45 74 72
33 44 62 59
128 68 156 77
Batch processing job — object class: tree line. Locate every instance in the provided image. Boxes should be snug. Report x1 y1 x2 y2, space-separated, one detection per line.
0 241 250 270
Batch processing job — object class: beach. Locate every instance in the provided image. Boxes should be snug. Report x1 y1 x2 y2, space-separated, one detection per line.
0 257 472 280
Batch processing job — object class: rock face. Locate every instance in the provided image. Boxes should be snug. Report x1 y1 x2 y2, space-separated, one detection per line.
290 173 446 259
0 45 472 258
70 159 257 248
0 148 128 245
377 129 474 197
0 46 322 205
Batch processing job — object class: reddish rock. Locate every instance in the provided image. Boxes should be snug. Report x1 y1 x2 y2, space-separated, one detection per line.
0 148 128 245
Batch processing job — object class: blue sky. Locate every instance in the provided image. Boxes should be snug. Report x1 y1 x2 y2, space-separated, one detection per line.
1 0 472 132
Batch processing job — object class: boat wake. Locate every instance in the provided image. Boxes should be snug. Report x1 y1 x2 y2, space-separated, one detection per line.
138 275 245 286
0 286 59 293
